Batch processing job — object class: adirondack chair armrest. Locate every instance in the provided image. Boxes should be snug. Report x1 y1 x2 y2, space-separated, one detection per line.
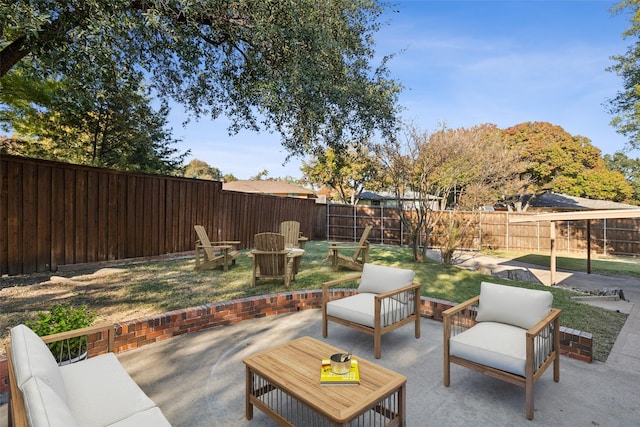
329 243 366 250
210 240 241 248
250 249 289 255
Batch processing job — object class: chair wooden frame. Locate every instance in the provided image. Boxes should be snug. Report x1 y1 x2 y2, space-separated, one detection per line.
6 323 115 427
279 220 308 249
328 225 373 271
249 232 300 288
322 273 421 359
443 296 561 420
194 225 240 271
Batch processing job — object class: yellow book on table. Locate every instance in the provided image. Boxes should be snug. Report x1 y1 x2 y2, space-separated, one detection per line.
320 359 360 385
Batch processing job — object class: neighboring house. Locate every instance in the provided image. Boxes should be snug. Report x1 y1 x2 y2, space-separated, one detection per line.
358 190 441 210
525 192 637 212
223 180 316 199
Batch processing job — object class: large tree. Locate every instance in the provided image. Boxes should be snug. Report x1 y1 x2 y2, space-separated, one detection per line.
380 123 524 263
182 159 224 180
1 0 401 157
301 143 385 204
0 63 185 173
501 122 633 202
604 151 640 202
608 0 640 148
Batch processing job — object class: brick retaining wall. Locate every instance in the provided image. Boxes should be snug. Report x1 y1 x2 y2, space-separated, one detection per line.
0 291 592 395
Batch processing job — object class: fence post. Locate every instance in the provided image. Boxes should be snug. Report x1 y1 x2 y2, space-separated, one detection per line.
604 218 608 256
506 211 509 252
380 206 384 245
353 204 357 240
478 210 482 251
326 203 330 240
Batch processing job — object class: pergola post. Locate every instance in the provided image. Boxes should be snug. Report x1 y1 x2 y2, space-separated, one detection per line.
549 221 556 286
587 219 592 274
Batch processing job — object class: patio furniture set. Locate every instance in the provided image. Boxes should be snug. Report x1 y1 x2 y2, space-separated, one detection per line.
6 223 561 426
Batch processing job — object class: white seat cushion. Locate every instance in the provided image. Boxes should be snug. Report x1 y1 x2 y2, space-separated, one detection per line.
358 263 415 303
10 324 68 402
107 407 172 427
475 282 553 330
450 322 527 376
21 377 80 427
327 293 410 328
60 353 157 427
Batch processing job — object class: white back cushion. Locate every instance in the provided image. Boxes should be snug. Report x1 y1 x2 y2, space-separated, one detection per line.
475 282 553 330
10 324 68 402
358 263 415 295
22 377 80 427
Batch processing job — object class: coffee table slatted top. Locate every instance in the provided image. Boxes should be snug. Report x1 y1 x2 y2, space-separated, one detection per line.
243 336 407 422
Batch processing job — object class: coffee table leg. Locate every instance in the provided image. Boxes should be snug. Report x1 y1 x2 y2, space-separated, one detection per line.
245 366 253 420
399 383 406 427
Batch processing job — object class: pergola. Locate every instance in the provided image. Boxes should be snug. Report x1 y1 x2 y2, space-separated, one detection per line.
508 209 640 285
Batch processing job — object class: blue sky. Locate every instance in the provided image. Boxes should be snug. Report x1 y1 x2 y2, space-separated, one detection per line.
170 0 635 179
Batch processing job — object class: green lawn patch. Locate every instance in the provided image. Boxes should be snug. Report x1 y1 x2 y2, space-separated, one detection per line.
1 242 627 362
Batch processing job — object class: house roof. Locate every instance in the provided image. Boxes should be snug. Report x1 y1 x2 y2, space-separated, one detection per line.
223 180 315 196
528 193 637 210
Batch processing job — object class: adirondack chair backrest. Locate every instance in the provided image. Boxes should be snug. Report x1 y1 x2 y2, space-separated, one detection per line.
351 225 373 261
194 225 216 260
254 232 288 276
279 221 301 248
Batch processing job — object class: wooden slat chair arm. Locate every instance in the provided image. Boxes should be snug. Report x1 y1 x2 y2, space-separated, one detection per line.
375 282 421 300
442 296 480 319
527 308 561 338
41 322 115 353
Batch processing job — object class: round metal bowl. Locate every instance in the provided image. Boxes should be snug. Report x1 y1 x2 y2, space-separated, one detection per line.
330 353 351 374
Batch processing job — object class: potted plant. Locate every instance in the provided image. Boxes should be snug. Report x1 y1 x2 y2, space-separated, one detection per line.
26 303 97 365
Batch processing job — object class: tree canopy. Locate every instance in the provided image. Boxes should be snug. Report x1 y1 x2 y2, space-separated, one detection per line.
608 0 640 148
301 143 384 204
0 64 186 173
501 122 633 202
1 0 402 159
379 123 524 262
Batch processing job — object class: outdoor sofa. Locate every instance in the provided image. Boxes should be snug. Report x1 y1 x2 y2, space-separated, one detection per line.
6 323 171 427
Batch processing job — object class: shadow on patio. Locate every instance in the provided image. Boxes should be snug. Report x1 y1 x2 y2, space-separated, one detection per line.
110 309 639 426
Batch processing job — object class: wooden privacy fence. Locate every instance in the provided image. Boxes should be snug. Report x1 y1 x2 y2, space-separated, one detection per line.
1 155 324 276
326 204 640 256
5 153 640 276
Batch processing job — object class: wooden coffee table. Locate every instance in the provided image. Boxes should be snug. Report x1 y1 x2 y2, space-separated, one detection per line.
243 336 406 426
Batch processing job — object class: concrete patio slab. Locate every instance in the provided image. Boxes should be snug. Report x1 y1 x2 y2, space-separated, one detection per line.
3 251 640 426
108 310 640 426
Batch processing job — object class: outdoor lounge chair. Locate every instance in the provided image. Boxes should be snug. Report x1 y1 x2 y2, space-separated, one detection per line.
443 281 561 420
279 220 308 249
327 225 373 271
249 232 298 287
194 225 240 271
322 263 421 359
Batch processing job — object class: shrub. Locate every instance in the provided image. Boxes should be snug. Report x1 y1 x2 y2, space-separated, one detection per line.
26 303 96 363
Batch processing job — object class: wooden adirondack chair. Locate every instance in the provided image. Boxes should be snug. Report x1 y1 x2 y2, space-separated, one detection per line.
249 232 299 287
279 220 302 248
193 225 240 271
328 225 373 271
